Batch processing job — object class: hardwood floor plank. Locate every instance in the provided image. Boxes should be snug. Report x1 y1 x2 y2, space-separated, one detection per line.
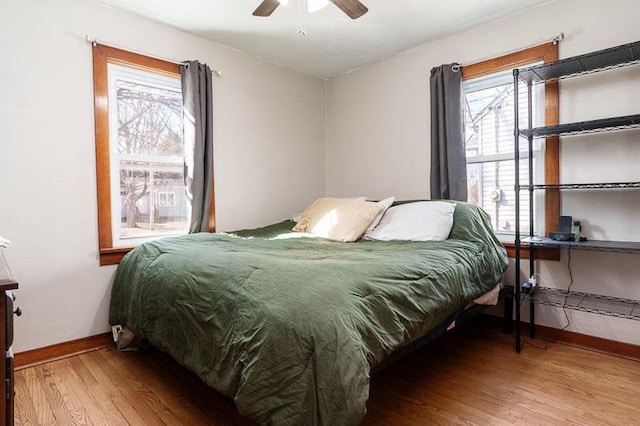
109 395 161 426
369 370 516 425
364 323 640 425
17 367 57 426
101 347 226 425
92 349 167 415
155 408 187 425
75 353 122 399
68 354 137 424
14 370 40 426
81 353 165 425
34 362 93 425
57 358 128 425
411 351 582 423
14 321 640 425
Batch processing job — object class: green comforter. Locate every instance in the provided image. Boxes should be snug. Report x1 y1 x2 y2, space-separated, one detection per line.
109 201 508 425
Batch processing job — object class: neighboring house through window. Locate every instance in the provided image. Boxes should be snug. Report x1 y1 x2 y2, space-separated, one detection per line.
462 43 560 258
93 45 190 265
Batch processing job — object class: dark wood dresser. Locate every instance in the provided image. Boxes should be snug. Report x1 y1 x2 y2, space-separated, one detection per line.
0 279 18 426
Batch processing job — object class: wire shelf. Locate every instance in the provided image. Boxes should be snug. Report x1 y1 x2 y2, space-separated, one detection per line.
518 181 640 191
521 237 640 254
519 114 640 138
517 40 640 84
532 286 640 320
512 40 640 352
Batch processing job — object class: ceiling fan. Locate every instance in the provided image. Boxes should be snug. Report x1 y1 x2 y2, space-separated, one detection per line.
253 0 368 20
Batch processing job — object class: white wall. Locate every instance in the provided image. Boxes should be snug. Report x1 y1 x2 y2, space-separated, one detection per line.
0 0 326 352
2 0 638 354
326 0 640 345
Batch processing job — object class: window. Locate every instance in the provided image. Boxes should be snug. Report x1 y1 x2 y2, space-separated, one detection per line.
464 68 543 235
157 191 177 207
93 45 190 265
462 43 560 259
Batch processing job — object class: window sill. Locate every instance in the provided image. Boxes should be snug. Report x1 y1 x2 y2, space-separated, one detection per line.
503 242 560 261
99 247 134 266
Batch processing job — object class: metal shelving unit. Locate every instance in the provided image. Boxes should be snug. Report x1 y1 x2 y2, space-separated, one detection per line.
532 287 640 320
519 182 640 190
512 40 640 353
522 237 640 254
520 114 640 138
517 40 640 83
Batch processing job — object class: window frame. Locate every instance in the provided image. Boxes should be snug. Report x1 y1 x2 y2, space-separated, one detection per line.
93 45 215 265
462 43 560 260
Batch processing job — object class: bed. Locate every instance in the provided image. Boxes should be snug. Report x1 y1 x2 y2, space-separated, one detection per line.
109 200 508 425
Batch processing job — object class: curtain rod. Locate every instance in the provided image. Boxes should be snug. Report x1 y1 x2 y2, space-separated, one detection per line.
86 35 222 77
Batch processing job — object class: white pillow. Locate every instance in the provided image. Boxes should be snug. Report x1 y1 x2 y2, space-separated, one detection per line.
364 201 456 241
292 197 383 242
365 196 395 234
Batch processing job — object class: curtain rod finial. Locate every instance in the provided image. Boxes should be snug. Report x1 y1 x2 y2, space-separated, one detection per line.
552 33 565 45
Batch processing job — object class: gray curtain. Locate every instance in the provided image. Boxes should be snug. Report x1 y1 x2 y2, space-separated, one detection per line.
181 61 214 233
430 63 467 201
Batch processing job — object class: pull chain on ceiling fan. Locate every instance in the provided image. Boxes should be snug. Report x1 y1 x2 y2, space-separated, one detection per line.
253 0 368 20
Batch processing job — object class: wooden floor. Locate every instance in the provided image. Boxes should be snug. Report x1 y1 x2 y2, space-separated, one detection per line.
15 320 640 425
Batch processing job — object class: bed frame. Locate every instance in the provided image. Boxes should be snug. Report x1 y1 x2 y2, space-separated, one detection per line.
373 285 513 373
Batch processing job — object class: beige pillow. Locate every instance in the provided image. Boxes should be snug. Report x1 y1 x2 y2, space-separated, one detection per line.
291 196 367 222
293 197 384 242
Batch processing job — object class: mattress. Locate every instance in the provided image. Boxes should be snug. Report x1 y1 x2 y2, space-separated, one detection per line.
110 201 508 425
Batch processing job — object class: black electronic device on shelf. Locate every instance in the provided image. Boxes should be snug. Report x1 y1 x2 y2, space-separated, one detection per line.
548 215 574 240
548 232 574 241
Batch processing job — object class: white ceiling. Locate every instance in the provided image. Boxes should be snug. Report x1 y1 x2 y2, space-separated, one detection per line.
96 0 553 79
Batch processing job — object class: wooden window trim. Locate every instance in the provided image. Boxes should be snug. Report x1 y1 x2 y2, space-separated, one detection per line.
92 45 216 266
462 43 560 260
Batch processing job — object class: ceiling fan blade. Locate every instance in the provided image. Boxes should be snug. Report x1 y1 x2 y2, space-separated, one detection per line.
253 0 280 17
329 0 368 19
